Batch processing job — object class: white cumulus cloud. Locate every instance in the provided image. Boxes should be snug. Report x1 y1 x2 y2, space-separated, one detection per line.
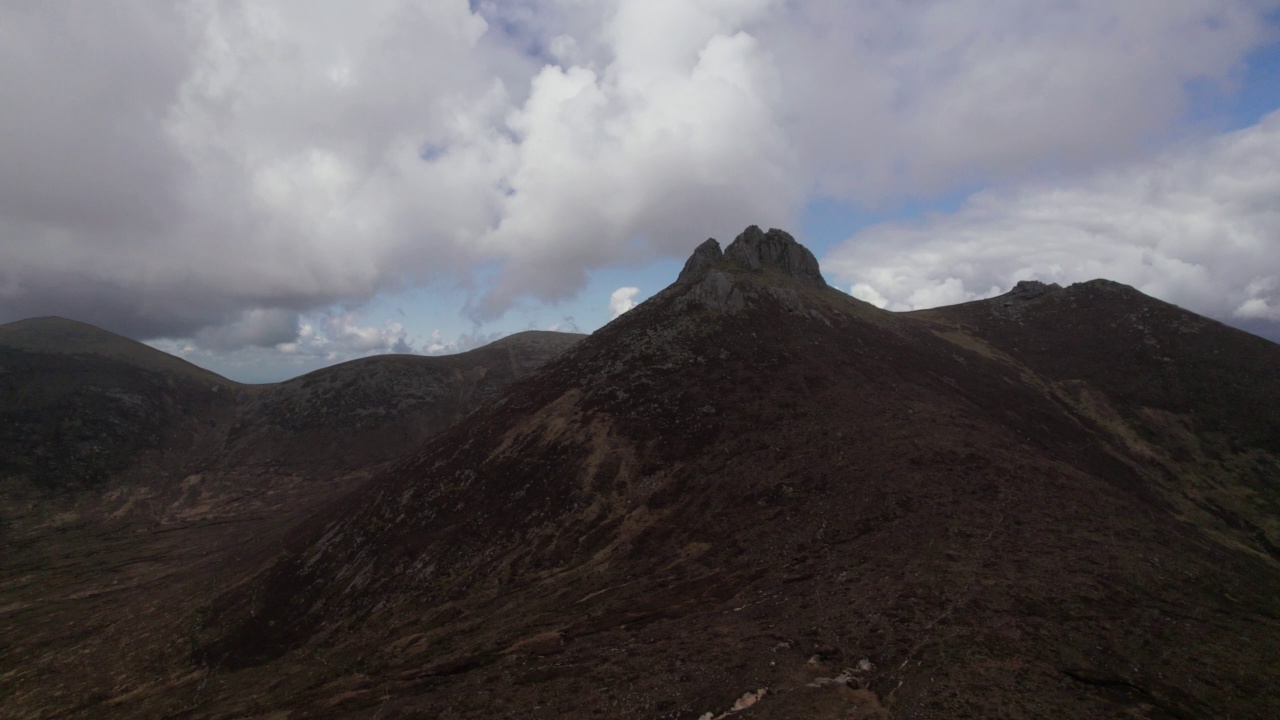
824 109 1280 340
608 286 641 318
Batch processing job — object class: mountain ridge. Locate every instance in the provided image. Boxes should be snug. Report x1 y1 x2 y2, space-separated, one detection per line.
186 228 1279 719
0 315 240 388
3 229 1278 719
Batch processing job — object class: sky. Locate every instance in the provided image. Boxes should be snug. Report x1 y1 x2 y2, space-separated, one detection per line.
1 0 1278 382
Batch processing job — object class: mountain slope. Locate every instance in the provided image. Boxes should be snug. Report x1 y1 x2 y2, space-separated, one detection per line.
913 280 1280 563
221 331 585 473
0 316 237 387
0 324 584 720
0 317 242 489
183 227 1280 720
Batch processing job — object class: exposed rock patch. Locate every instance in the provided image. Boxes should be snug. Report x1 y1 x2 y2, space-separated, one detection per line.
1001 280 1062 306
674 270 746 314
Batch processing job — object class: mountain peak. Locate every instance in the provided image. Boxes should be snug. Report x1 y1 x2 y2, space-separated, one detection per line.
676 226 826 287
998 279 1062 305
675 237 724 284
724 226 826 286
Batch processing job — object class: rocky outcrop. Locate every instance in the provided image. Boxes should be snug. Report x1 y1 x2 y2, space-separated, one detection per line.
676 238 725 284
675 227 826 288
673 227 831 314
1010 280 1061 299
675 269 746 314
723 226 826 287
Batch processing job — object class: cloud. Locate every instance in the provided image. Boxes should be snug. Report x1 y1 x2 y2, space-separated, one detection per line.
0 0 1276 345
424 327 506 355
824 110 1280 340
275 312 413 358
1236 278 1280 321
194 308 299 351
608 287 640 318
547 316 581 333
769 0 1276 199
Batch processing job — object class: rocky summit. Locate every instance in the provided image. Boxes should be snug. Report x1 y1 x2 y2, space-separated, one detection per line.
2 228 1279 720
677 225 826 287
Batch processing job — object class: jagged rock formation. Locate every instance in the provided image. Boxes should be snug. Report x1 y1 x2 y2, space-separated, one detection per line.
1002 279 1061 303
676 237 726 284
673 226 830 316
722 225 826 286
676 225 826 287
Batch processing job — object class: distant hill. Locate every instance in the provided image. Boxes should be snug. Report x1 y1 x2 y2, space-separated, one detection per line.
914 280 1280 563
0 317 241 488
0 319 585 719
0 316 237 387
222 331 586 472
0 317 584 489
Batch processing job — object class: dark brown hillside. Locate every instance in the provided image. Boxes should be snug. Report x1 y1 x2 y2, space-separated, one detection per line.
0 317 243 489
914 279 1280 453
181 227 1280 720
913 281 1280 564
221 330 585 473
0 325 583 719
0 316 238 387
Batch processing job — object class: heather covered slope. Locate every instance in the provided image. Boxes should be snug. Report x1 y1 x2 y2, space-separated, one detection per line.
0 316 237 387
0 325 584 718
183 228 1280 720
213 330 584 474
913 280 1280 563
0 317 243 489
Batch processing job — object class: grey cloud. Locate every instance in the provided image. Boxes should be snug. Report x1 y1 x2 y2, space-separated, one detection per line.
0 0 1276 348
192 308 299 351
768 0 1273 200
0 3 191 235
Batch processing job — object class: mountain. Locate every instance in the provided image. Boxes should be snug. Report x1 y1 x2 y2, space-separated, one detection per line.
0 316 242 489
0 323 583 719
221 331 585 474
912 280 1280 564
0 318 583 494
3 227 1278 719
0 316 237 385
167 227 1278 719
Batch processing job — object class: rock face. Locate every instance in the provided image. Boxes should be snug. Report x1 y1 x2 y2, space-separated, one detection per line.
676 226 826 287
1002 280 1062 304
723 226 826 286
673 227 828 315
675 238 724 284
